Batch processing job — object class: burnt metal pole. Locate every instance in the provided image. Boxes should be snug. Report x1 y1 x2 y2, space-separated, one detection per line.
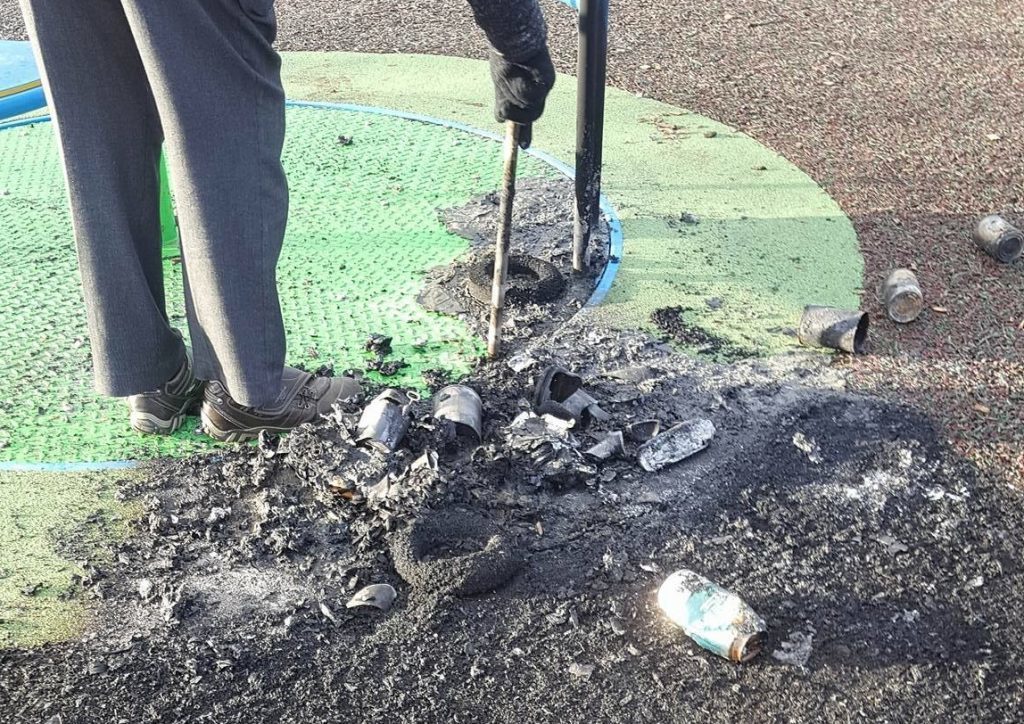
573 0 609 273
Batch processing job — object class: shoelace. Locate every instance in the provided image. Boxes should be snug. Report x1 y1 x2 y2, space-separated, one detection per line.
296 385 319 409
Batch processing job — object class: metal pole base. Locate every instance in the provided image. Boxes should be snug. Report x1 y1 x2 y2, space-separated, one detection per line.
573 0 609 273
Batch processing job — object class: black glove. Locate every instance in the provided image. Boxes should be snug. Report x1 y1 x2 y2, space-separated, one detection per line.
489 47 556 149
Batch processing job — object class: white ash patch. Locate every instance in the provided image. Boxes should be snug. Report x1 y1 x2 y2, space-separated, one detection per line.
843 469 908 508
792 432 822 464
772 625 815 668
189 569 308 623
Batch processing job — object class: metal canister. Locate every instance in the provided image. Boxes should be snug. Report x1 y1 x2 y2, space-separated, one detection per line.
584 431 625 461
974 215 1024 264
798 305 869 354
637 419 715 472
560 389 612 424
879 269 924 323
356 389 411 452
532 365 583 410
625 419 661 443
432 385 483 440
658 569 766 663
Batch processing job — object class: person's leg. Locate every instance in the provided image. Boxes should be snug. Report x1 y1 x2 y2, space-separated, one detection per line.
18 0 185 395
120 0 288 407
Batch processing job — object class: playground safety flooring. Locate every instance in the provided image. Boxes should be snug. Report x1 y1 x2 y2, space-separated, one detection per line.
0 104 560 465
0 52 860 647
0 51 860 468
1 7 1024 723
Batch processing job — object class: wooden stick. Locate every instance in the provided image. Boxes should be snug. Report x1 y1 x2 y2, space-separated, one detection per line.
487 121 521 359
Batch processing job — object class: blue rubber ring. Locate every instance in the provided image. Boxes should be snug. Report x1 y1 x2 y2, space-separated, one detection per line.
0 112 48 132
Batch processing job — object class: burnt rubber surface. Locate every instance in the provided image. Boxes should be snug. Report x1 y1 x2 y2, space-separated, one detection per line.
464 253 565 306
3 2 1024 720
419 178 607 348
391 509 524 597
2 0 1022 480
254 0 1024 493
651 305 755 361
2 319 1023 722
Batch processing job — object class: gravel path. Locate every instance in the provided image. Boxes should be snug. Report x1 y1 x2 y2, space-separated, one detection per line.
1 0 1020 482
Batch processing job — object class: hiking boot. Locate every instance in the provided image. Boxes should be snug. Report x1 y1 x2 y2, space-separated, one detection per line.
126 354 204 435
201 366 362 442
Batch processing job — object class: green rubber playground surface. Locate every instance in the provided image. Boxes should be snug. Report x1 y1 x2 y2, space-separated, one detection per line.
0 105 555 465
0 469 139 648
283 53 862 353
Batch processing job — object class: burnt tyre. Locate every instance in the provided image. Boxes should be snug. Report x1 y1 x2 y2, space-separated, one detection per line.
391 509 524 597
465 253 566 306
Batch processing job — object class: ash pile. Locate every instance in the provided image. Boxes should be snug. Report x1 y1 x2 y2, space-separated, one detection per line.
283 338 717 553
11 320 1024 723
90 326 729 642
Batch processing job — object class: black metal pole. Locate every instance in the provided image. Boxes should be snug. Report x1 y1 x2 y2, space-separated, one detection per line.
573 0 609 273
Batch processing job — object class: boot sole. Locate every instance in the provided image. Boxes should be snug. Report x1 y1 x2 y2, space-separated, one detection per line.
130 411 187 436
200 408 292 443
129 395 202 437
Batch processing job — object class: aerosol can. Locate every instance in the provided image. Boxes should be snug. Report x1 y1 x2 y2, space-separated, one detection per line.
657 569 766 663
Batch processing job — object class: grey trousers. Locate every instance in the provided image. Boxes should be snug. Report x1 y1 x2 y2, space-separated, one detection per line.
19 0 288 407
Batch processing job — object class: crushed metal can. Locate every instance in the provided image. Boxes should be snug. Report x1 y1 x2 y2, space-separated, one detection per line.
637 419 715 472
506 412 596 487
533 366 610 425
658 569 766 663
533 365 583 414
585 431 625 461
560 389 612 424
625 419 661 443
432 385 483 440
356 389 412 452
798 305 869 354
346 583 397 612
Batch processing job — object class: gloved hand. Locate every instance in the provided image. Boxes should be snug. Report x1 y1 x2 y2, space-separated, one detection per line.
489 46 556 149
